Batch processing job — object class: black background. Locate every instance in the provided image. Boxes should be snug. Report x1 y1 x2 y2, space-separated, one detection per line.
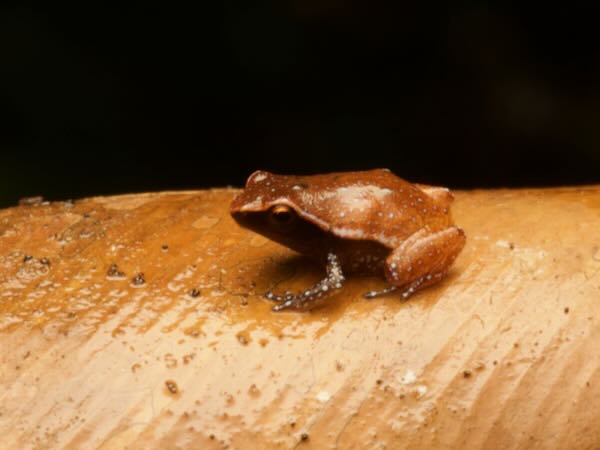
2 3 600 208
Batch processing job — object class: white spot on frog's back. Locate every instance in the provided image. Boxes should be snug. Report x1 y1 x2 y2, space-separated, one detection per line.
298 190 337 206
250 172 268 183
335 186 393 211
287 184 414 246
239 196 263 211
334 227 368 240
330 227 398 248
298 185 392 213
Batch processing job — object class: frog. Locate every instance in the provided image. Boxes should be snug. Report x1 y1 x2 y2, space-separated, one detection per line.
230 169 466 311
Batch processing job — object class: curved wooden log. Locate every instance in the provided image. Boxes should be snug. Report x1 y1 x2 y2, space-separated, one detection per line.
1 187 599 449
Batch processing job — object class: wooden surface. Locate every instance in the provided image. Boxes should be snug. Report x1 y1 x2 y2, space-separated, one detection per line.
1 187 600 449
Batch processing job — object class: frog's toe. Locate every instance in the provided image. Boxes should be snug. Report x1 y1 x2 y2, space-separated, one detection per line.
264 290 284 302
363 285 398 299
271 299 295 311
271 294 317 311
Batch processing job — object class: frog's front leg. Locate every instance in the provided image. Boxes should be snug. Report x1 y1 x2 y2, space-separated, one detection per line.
364 226 465 299
266 253 345 311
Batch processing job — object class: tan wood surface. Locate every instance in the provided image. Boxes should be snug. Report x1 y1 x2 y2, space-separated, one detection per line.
1 186 600 449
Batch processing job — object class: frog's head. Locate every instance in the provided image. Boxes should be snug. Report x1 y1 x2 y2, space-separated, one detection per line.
230 171 330 257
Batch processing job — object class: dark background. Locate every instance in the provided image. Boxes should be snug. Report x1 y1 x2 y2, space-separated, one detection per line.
2 3 600 208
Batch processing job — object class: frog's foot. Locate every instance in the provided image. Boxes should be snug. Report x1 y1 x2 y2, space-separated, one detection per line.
400 272 445 298
265 253 345 311
364 272 446 300
363 285 398 299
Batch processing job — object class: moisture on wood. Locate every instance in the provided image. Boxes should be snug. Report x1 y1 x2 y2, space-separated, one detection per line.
1 186 600 449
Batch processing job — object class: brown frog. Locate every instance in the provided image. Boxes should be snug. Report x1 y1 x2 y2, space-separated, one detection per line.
230 169 466 311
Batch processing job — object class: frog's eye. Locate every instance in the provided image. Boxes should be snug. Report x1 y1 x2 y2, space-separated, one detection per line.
268 205 297 228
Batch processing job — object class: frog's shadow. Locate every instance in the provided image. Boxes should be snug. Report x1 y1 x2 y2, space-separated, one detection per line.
252 253 461 311
256 254 323 294
254 254 357 313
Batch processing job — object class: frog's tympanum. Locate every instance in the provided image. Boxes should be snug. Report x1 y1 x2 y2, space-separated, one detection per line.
230 169 466 311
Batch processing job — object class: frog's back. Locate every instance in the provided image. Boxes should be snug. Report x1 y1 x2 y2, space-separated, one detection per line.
240 169 454 249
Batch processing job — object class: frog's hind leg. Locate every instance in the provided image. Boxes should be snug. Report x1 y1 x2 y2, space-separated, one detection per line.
364 226 465 300
265 253 345 311
415 184 454 209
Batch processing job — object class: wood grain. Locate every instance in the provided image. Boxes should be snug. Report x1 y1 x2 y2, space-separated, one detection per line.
1 187 600 449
